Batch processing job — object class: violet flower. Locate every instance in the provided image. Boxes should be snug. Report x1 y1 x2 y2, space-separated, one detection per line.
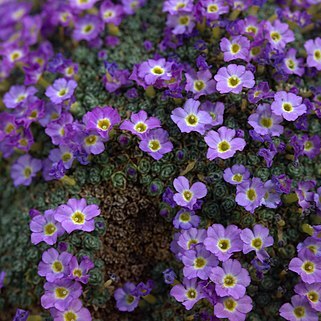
223 165 250 185
45 78 77 105
173 209 200 230
114 282 140 312
185 70 216 98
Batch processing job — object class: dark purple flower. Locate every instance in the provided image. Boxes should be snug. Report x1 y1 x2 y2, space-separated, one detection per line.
163 268 176 284
12 309 29 321
114 282 140 312
68 256 94 284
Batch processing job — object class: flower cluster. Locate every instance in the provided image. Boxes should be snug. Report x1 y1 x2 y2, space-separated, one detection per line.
170 222 274 321
29 198 100 320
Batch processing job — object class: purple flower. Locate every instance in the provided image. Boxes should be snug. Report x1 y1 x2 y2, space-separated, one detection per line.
120 110 161 137
139 128 173 160
55 198 101 233
83 106 121 139
137 58 172 86
258 145 277 168
30 209 64 245
166 13 195 35
214 64 255 94
235 178 265 214
173 209 200 230
296 180 316 210
0 271 5 289
173 176 207 210
204 224 242 262
248 104 283 136
198 0 229 21
132 280 154 297
50 299 92 321
283 48 304 76
82 132 106 156
68 256 94 284
170 278 205 310
70 0 98 10
3 85 37 109
297 237 321 257
210 259 250 299
220 36 250 62
114 282 140 312
185 70 216 98
214 295 253 321
12 309 29 321
240 224 274 262
182 244 218 280
163 268 176 284
41 279 82 312
271 91 307 121
304 37 321 71
100 1 123 25
301 135 321 159
262 179 282 208
200 101 224 128
314 187 321 212
295 282 321 312
272 174 292 194
49 145 74 170
247 82 274 104
11 154 42 187
163 0 194 15
45 78 77 104
204 126 246 160
177 228 207 253
279 295 318 321
38 248 72 282
223 165 250 185
73 15 103 41
171 99 213 134
265 20 295 50
289 249 321 284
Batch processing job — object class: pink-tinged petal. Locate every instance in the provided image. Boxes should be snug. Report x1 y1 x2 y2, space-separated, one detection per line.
83 204 100 219
82 220 95 232
173 176 190 192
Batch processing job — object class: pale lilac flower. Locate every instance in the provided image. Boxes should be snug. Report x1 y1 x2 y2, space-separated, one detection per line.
295 282 321 312
3 85 37 109
200 101 224 129
279 295 318 321
170 278 205 310
223 165 250 185
214 64 254 94
163 0 194 15
204 126 246 160
100 1 123 25
304 37 321 71
265 20 295 50
50 299 92 321
262 180 282 209
185 70 216 98
177 228 207 253
38 248 72 282
198 0 229 21
220 36 250 62
69 0 98 10
271 91 307 121
214 295 252 321
171 99 213 134
166 13 195 35
55 198 100 233
120 110 161 137
204 224 242 262
210 259 250 299
182 244 218 280
283 48 304 76
297 237 321 257
45 78 77 104
73 15 103 41
235 178 265 214
173 209 200 230
173 176 207 210
248 104 284 136
114 282 140 312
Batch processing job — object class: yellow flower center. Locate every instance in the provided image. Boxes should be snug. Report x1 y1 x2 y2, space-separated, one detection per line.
231 43 241 54
246 25 257 34
148 139 161 151
304 141 313 151
85 135 97 146
17 95 26 103
179 15 190 25
218 239 231 251
97 118 111 131
52 261 63 273
186 288 197 299
126 295 135 304
228 76 240 88
232 174 243 182
314 50 321 61
62 153 72 162
176 3 186 9
293 306 306 318
194 80 205 91
270 31 281 42
103 10 114 18
224 298 237 311
218 140 231 153
24 167 32 178
73 268 82 278
207 4 218 12
286 59 296 70
151 66 165 75
194 257 207 269
64 311 77 321
302 261 315 274
246 188 257 201
251 46 261 56
187 239 198 249
308 291 319 303
223 274 236 287
254 90 261 97
308 245 317 254
29 110 38 119
55 287 69 299
260 117 273 128
5 123 15 134
185 114 199 126
44 223 57 236
83 24 93 34
134 122 147 133
183 190 193 201
179 212 191 222
71 211 85 225
251 237 263 250
10 51 22 62
58 89 67 97
282 102 293 112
